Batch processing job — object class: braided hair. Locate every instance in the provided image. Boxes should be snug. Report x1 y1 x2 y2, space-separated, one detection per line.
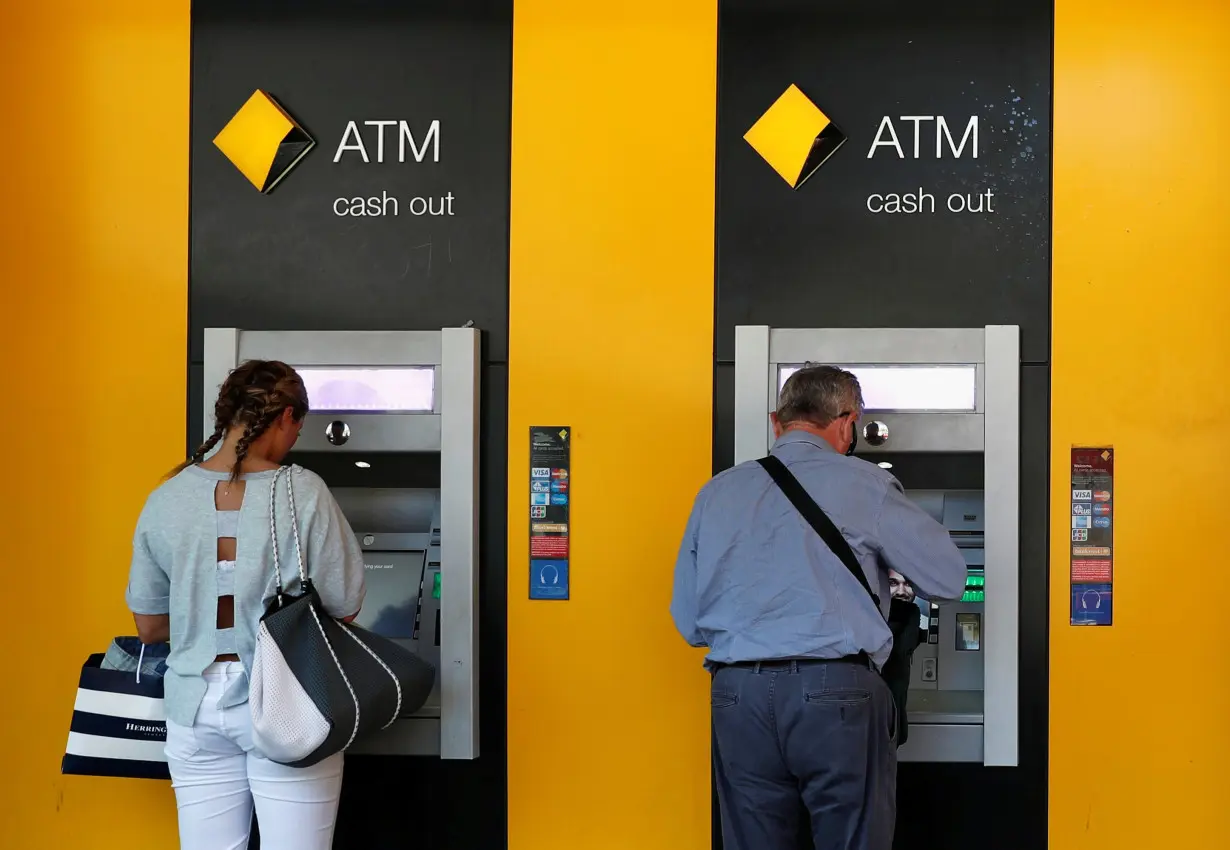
172 360 309 481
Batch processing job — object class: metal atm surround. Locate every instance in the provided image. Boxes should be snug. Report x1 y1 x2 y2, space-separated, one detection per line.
732 325 1020 768
202 328 480 760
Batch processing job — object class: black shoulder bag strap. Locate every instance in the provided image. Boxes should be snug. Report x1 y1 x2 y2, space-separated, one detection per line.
757 455 881 611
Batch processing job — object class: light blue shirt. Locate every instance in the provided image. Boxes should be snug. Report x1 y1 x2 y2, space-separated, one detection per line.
670 430 968 669
125 465 367 726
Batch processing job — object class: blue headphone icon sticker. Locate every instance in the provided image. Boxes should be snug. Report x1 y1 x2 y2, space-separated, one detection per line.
530 559 569 600
1072 584 1112 625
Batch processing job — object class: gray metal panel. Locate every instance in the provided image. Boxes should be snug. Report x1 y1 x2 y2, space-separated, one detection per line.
982 324 1020 767
938 600 985 691
348 717 442 757
438 327 480 760
734 326 771 465
237 330 443 371
909 641 938 691
907 689 985 724
735 326 989 458
846 413 984 453
202 327 239 442
768 327 986 365
897 723 984 763
205 328 448 452
356 532 432 553
333 490 440 536
294 411 443 453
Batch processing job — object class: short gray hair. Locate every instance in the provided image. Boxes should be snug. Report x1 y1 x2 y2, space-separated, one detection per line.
777 364 864 427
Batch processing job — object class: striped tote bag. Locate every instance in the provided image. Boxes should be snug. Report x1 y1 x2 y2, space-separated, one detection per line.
62 646 170 780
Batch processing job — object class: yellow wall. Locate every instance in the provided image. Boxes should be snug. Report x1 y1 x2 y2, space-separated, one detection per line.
0 3 188 847
1050 0 1230 846
506 2 717 848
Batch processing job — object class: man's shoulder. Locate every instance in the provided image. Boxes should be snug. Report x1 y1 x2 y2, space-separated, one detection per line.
846 455 900 487
782 453 901 510
702 457 769 492
696 453 898 507
786 450 897 484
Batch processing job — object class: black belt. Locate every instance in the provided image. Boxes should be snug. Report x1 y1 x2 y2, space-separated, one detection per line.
719 652 874 671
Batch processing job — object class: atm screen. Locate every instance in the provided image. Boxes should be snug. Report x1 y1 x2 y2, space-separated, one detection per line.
356 551 424 639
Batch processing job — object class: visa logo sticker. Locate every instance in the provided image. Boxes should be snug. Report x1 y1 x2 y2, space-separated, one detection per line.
1072 489 1092 501
532 467 551 478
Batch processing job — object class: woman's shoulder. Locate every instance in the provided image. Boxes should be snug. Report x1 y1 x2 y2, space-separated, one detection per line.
145 466 206 505
135 467 209 528
286 464 335 505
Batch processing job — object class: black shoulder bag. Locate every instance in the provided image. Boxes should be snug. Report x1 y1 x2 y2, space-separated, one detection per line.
757 454 917 746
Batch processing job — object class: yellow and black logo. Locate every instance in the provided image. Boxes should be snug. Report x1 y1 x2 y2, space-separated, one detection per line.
213 90 315 193
743 84 846 190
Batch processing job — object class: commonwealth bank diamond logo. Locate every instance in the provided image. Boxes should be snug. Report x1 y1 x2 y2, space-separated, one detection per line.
743 84 846 190
213 90 314 194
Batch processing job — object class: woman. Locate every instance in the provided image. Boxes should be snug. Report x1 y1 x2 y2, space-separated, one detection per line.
125 360 366 850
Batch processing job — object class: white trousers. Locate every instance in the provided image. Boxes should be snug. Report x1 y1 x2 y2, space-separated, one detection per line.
165 661 344 850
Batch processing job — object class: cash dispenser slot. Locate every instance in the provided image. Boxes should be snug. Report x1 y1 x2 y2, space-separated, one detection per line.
203 327 481 760
733 325 1020 768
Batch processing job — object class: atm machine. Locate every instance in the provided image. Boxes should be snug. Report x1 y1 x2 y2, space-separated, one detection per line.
733 325 1019 767
203 327 480 760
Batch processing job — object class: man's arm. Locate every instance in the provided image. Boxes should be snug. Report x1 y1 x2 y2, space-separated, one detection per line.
669 490 707 647
874 478 968 602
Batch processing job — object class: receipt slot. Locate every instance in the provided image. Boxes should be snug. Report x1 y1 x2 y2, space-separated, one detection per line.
733 326 1020 767
203 328 480 760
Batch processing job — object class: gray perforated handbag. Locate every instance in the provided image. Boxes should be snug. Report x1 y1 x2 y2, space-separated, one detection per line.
249 466 435 767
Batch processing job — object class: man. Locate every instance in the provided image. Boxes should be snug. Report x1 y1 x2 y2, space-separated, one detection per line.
671 365 968 850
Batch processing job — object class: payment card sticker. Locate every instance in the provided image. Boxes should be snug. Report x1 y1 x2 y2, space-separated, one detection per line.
1070 447 1114 626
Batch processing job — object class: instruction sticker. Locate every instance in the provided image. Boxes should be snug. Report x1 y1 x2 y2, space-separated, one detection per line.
1070 447 1114 626
529 427 571 600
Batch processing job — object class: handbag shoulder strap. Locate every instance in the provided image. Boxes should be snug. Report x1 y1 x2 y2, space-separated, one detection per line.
268 465 309 602
757 455 881 610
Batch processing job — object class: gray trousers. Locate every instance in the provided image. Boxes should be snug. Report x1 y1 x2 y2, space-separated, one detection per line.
711 659 897 850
